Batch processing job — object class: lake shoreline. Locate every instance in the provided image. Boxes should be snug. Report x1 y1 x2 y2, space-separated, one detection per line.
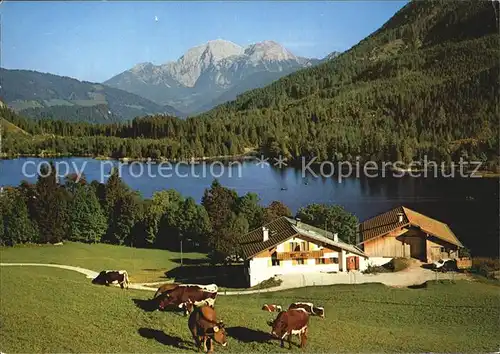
2 153 498 177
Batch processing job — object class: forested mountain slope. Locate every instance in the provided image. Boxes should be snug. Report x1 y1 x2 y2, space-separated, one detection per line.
199 0 499 163
0 69 182 123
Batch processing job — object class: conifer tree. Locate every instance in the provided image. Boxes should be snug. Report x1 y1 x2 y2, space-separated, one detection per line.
68 184 107 243
34 163 69 243
1 189 38 245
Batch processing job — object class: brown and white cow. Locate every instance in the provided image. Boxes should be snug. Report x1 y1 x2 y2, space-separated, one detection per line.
188 305 227 353
267 308 309 349
262 304 282 312
157 284 218 315
153 283 179 299
288 302 325 318
92 270 129 289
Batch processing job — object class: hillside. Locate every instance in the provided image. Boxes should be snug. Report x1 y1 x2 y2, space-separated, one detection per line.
105 40 318 114
0 118 28 136
0 69 182 123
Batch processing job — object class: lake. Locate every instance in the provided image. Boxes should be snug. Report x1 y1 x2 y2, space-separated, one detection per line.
1 157 498 257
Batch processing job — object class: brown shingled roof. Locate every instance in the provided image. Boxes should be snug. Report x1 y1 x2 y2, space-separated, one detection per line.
402 207 463 247
359 206 463 247
239 217 367 259
238 217 298 259
359 206 409 242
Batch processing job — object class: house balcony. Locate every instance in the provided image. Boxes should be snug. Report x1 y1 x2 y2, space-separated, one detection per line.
277 250 324 260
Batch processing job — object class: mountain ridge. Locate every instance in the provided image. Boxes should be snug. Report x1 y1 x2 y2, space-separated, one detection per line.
104 39 323 114
0 68 182 123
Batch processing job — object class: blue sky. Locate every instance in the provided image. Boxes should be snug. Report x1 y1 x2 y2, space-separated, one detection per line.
1 1 407 83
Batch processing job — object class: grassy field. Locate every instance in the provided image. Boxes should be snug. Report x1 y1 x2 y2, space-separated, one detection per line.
0 242 207 283
0 266 498 353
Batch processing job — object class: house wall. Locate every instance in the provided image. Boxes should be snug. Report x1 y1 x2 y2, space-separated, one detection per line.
398 229 426 261
247 257 342 287
363 227 462 263
247 237 367 287
363 231 408 257
345 251 369 271
276 236 323 252
426 237 460 263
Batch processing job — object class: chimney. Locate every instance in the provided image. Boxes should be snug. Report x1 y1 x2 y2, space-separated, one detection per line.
262 227 269 242
397 213 404 223
295 218 301 228
333 233 339 242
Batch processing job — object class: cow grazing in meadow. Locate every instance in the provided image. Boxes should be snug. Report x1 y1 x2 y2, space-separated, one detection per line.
153 283 179 298
188 305 227 353
157 284 218 315
92 270 129 289
262 304 282 312
288 302 325 318
267 308 309 349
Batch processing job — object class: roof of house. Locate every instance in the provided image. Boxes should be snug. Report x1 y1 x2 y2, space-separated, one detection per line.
238 216 366 259
358 206 463 247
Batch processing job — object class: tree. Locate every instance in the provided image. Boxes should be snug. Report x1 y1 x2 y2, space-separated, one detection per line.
262 201 292 224
178 197 212 250
201 180 238 231
33 163 69 243
106 192 142 245
0 188 38 246
296 203 359 244
104 168 129 216
102 169 139 244
0 195 4 243
208 213 248 263
139 190 184 249
235 193 264 230
68 184 107 243
201 180 239 257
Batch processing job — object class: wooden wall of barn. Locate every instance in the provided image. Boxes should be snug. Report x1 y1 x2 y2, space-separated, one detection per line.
363 233 408 257
426 237 460 262
399 229 426 261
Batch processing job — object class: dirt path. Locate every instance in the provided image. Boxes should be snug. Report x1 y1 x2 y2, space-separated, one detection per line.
0 262 470 295
0 263 156 292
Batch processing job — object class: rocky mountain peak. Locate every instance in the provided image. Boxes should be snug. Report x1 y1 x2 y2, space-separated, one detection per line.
131 62 155 73
164 39 244 87
105 38 320 113
244 40 296 62
178 39 243 66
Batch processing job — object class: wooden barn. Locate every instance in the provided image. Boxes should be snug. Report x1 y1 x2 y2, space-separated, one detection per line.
358 206 464 263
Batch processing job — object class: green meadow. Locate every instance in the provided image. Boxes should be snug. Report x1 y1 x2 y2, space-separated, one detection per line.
0 242 206 283
0 244 498 353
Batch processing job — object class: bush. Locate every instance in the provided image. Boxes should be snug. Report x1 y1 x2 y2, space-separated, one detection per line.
459 247 471 258
363 258 411 274
362 264 391 274
391 257 412 272
471 257 500 279
251 276 283 290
